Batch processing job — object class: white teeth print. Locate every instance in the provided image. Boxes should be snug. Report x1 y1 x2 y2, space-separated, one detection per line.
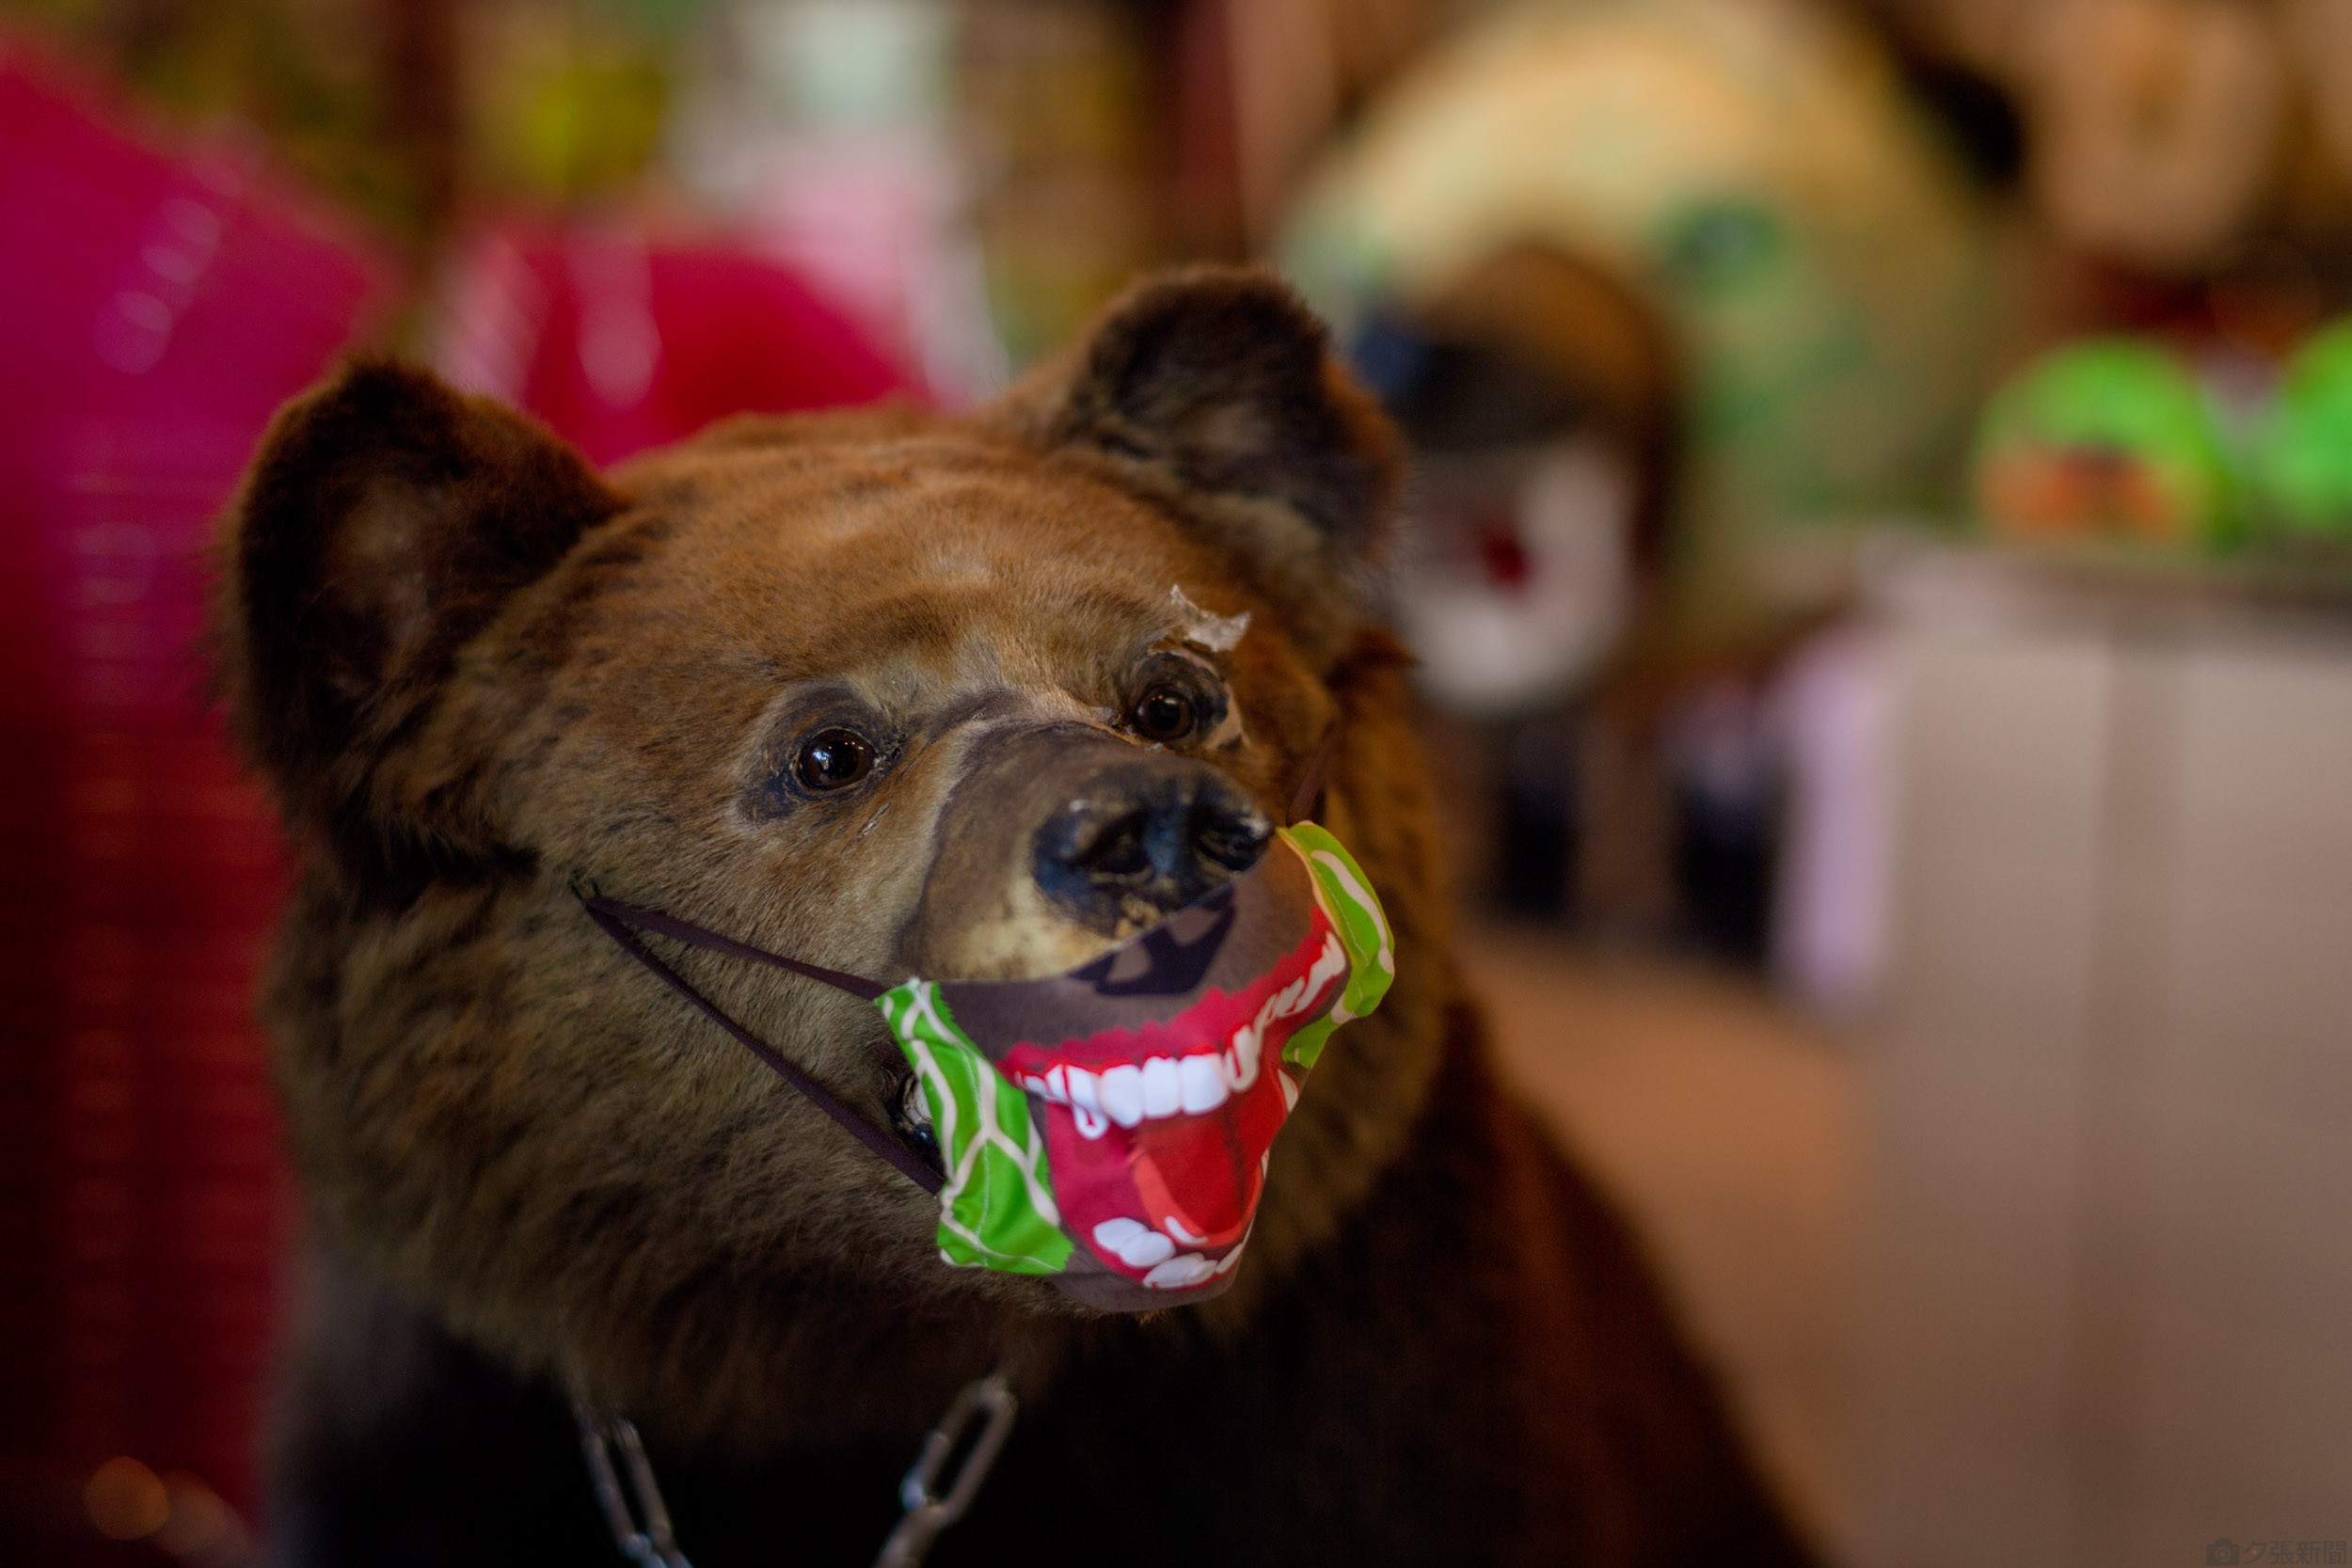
1268 976 1305 1022
1019 942 1347 1129
1224 985 1294 1094
1025 1045 1264 1122
1065 1067 1108 1139
1089 1215 1246 1288
1139 1056 1181 1118
1304 933 1345 1006
1141 1252 1217 1290
1178 1053 1228 1115
1120 1231 1174 1269
1091 1217 1175 1269
1221 1022 1262 1093
1099 1064 1146 1128
1163 1214 1205 1245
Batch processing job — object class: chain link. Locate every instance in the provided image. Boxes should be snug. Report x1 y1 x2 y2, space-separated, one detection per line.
873 1373 1019 1568
574 1401 691 1568
573 1371 1017 1568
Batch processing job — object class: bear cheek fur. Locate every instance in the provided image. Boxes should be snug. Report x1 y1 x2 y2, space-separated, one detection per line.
248 479 1068 1448
223 269 1454 1450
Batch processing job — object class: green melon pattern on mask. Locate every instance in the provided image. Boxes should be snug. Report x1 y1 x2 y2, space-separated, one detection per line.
876 825 1393 1275
879 980 1074 1275
1279 824 1395 1072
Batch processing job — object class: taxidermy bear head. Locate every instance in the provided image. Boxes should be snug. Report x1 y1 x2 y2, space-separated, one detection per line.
213 269 1452 1449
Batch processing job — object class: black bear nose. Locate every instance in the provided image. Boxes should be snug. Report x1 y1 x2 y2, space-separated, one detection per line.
1033 761 1272 925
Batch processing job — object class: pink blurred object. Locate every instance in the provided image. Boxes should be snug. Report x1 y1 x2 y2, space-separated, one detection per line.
437 224 916 467
0 37 387 1552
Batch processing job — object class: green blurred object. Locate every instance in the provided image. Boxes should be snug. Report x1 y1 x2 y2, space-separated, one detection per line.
463 6 674 205
2251 318 2352 539
1281 0 2000 657
1972 341 2237 550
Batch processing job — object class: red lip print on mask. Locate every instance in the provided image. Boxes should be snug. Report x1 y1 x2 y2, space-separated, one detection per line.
997 905 1349 1291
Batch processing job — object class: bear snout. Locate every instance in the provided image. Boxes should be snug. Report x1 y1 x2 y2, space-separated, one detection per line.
900 723 1277 981
1032 759 1270 926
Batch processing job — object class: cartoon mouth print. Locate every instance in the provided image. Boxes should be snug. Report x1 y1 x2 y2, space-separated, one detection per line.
879 825 1393 1312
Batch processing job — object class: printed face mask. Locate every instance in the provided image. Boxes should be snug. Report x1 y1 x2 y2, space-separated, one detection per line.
876 824 1392 1309
580 822 1391 1313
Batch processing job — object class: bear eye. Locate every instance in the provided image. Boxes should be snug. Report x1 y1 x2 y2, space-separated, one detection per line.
793 727 876 792
1128 684 1199 744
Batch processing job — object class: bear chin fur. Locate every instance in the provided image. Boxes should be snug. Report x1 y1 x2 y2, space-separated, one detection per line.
215 267 1818 1566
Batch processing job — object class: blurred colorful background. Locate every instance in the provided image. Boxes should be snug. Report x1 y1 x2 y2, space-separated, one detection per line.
3 2 2350 1564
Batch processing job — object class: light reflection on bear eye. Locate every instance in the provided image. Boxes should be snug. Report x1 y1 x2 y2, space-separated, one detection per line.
794 726 877 792
1128 684 1198 743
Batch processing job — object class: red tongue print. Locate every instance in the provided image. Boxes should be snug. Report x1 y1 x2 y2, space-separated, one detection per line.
1130 1098 1270 1248
1000 904 1345 1291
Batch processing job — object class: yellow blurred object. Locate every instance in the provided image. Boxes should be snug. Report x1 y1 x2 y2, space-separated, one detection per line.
462 4 672 204
85 1455 169 1542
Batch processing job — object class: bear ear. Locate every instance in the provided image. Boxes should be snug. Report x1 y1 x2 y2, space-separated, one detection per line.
214 360 620 868
995 267 1404 651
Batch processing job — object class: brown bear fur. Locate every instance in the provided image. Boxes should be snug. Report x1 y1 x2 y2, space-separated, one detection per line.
215 267 1816 1565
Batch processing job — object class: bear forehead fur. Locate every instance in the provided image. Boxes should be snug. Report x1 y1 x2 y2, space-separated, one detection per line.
217 268 1813 1563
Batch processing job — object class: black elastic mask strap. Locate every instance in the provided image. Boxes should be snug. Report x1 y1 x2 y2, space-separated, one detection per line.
580 895 945 1195
586 896 889 1001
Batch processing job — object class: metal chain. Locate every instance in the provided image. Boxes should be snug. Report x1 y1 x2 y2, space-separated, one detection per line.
573 1400 691 1568
573 1372 1018 1568
871 1373 1020 1568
